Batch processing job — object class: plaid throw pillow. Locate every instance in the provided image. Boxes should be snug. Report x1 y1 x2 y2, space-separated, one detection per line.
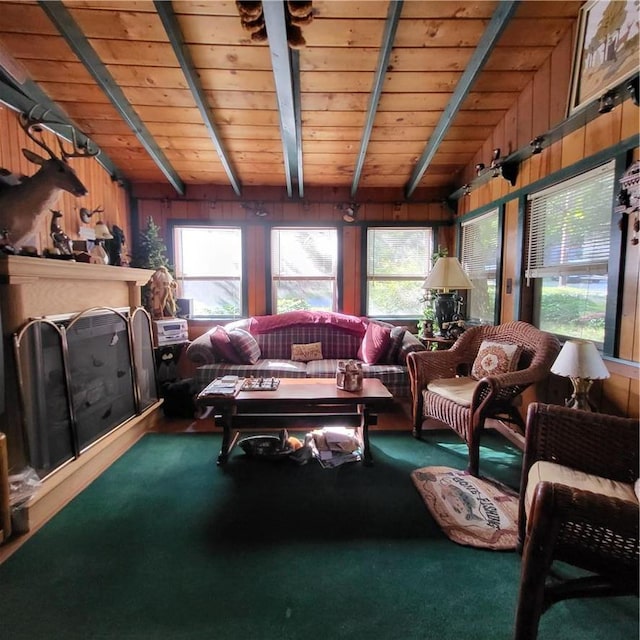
227 328 261 364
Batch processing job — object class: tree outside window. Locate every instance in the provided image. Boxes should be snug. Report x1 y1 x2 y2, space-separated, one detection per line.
526 162 615 346
173 226 243 318
366 227 433 317
271 228 338 313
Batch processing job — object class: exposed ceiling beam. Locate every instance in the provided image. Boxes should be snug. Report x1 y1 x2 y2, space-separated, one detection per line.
38 1 186 196
154 1 242 197
262 0 301 198
351 0 403 199
291 49 304 199
0 71 124 184
404 0 520 199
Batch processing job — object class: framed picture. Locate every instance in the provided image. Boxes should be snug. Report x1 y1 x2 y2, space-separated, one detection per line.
568 0 639 116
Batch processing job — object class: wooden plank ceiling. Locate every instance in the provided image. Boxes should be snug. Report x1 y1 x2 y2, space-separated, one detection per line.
0 0 582 199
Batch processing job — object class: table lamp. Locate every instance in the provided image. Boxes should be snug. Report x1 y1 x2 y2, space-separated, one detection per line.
421 257 473 335
550 339 610 411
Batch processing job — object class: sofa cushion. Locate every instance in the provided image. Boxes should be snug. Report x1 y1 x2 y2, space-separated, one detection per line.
257 325 361 360
227 328 261 364
384 326 406 363
358 322 392 364
471 340 521 380
195 360 308 389
291 342 324 362
210 326 242 363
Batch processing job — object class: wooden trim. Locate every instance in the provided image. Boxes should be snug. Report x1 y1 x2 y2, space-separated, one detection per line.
0 402 163 562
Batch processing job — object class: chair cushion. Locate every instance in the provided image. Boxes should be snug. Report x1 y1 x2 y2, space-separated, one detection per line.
227 328 261 364
291 342 323 362
358 321 392 364
426 377 479 407
525 460 638 517
209 326 242 363
471 340 521 380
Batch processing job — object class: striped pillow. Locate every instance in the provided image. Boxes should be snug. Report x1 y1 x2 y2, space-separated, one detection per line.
227 328 261 364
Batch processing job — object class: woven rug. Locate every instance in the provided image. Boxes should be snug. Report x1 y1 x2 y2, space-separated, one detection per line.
411 466 519 550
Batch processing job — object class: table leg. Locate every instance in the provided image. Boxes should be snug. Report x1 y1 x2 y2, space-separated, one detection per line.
359 404 373 466
217 406 233 465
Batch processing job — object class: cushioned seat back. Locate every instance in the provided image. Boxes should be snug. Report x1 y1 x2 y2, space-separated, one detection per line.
256 325 362 359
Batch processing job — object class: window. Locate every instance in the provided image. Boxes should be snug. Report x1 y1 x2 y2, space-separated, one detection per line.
173 226 243 318
461 209 499 325
526 161 615 345
366 227 433 317
271 227 338 313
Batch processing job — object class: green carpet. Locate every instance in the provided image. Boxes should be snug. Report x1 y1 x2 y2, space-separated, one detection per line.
0 431 637 640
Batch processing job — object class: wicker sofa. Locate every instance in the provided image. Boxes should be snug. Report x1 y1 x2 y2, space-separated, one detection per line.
185 311 425 398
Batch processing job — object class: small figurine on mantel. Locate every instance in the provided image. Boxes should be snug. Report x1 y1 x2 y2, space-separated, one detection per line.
49 210 74 256
149 266 178 319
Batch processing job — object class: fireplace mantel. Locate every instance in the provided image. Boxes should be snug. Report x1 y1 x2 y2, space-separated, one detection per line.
0 255 154 334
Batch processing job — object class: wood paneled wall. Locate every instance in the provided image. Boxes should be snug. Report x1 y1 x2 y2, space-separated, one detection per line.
0 105 131 253
455 29 639 419
132 186 453 317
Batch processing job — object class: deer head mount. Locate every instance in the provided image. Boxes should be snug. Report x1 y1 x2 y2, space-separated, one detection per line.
79 205 104 224
0 111 100 249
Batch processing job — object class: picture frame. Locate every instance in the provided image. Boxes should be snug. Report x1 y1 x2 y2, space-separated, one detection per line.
568 0 639 116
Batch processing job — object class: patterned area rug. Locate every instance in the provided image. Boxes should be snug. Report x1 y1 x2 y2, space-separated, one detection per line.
411 466 519 550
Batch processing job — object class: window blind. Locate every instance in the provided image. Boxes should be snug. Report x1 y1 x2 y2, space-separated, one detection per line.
526 161 615 282
461 209 498 279
367 228 431 278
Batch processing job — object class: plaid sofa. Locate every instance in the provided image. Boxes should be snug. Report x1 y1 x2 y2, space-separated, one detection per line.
185 314 425 398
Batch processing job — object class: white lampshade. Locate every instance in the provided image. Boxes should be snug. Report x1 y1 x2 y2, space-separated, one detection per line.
422 257 474 292
94 221 113 240
551 339 610 380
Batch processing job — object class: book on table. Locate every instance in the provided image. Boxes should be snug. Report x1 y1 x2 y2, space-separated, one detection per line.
201 375 242 397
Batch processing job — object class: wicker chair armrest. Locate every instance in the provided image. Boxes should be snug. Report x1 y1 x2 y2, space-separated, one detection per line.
523 403 639 484
520 480 640 562
407 349 469 386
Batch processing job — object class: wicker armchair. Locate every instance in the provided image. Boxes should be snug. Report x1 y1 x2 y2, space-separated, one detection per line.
514 403 639 640
407 321 560 476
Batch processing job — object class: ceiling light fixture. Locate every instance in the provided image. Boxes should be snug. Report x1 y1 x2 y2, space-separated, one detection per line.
337 202 360 223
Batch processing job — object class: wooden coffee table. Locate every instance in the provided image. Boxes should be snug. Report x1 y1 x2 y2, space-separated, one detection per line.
196 378 393 466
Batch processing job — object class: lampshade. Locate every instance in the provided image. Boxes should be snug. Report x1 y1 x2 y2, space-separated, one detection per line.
94 221 113 240
422 257 474 292
551 339 610 380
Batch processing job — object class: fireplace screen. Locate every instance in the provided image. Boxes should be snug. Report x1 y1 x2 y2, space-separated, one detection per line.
14 307 158 479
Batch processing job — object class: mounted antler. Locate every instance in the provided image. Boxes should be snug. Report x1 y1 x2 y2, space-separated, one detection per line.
0 110 100 249
79 205 104 224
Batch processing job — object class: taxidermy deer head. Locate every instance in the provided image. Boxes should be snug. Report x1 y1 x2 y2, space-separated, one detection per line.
0 112 99 248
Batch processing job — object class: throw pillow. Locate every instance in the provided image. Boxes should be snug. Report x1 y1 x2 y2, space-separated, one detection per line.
291 342 323 362
384 325 406 363
471 340 521 380
209 326 242 363
227 328 261 364
358 322 392 364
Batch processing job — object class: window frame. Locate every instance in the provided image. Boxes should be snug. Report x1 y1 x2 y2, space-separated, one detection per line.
523 158 621 351
268 225 341 315
459 206 503 326
361 223 437 320
168 221 247 320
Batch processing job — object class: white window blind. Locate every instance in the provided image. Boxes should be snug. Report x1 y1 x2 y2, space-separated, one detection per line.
526 161 615 282
461 209 498 279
